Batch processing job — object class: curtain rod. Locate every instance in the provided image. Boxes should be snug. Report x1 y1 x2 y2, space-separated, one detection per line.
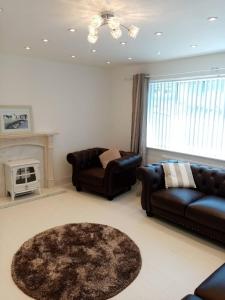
144 67 225 79
124 68 225 81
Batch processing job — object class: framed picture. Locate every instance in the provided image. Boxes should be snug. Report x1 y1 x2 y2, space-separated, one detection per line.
0 105 33 134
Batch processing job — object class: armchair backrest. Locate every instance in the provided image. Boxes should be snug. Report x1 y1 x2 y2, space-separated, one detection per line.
67 147 107 169
79 148 106 168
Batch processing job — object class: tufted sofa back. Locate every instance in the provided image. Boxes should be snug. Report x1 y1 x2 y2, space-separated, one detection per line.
142 160 225 198
191 164 225 197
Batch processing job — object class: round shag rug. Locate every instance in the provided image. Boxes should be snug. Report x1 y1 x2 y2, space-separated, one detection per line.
11 223 142 300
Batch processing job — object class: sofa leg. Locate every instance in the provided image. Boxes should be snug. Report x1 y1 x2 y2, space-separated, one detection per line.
76 185 82 192
107 196 113 201
146 211 153 217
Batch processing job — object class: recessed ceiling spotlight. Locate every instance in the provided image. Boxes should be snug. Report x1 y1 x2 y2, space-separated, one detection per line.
191 44 198 48
155 32 163 36
68 28 76 32
157 51 161 55
0 8 3 13
106 61 111 64
120 41 127 46
71 55 76 58
42 39 48 43
208 16 218 22
91 49 97 53
128 57 133 60
25 46 31 50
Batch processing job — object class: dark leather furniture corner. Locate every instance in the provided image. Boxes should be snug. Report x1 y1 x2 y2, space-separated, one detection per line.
182 263 225 300
137 162 225 244
67 147 142 200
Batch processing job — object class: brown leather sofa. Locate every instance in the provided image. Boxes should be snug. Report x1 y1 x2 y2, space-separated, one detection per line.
137 162 225 244
182 263 225 300
67 147 142 200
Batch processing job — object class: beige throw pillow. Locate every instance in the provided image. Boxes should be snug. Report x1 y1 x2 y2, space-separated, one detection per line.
99 149 121 169
162 162 196 189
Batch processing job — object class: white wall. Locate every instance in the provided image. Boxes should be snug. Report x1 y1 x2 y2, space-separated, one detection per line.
0 54 112 183
1 51 225 186
110 52 225 167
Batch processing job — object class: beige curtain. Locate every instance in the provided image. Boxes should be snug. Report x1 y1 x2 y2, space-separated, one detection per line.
130 73 149 163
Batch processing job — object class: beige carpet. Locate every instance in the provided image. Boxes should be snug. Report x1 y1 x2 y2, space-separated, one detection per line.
0 185 225 299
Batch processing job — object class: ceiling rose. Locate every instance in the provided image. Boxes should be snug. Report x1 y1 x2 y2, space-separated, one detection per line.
88 11 139 44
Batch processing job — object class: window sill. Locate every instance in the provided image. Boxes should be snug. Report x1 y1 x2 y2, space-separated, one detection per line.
146 147 225 164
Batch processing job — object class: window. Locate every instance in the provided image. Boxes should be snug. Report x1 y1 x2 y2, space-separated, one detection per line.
147 77 225 160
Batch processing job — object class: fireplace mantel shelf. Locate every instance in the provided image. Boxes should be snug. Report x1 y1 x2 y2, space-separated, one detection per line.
0 132 58 140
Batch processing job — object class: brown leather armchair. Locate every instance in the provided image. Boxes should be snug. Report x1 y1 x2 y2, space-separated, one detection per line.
67 147 142 200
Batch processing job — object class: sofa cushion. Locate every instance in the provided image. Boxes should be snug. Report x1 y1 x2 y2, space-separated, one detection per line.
99 149 121 169
195 264 225 300
162 162 196 189
79 168 105 187
151 188 205 216
186 196 225 233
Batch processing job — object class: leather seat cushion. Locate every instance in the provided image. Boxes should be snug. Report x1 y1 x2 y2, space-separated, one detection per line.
79 168 105 187
151 188 205 216
186 196 225 233
195 264 225 300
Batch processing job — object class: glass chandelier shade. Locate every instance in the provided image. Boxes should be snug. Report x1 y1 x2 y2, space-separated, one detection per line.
111 28 122 39
87 12 139 43
108 17 120 30
128 25 139 39
90 15 104 28
89 26 98 35
87 34 98 44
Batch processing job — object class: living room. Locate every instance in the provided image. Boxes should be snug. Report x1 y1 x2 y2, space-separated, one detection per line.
0 1 225 299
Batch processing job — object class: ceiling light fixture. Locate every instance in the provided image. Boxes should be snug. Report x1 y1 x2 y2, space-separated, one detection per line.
68 28 76 32
91 49 97 53
106 61 111 64
155 32 163 36
191 44 198 48
0 8 3 13
25 46 31 50
42 39 48 43
157 51 161 55
208 16 218 22
71 55 76 58
128 57 133 60
88 12 139 44
120 41 127 46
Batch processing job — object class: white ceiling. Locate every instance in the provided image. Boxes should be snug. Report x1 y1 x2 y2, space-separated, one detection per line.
0 0 225 66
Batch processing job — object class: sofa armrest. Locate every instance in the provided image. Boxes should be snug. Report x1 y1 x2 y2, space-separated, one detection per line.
103 153 142 197
195 263 225 300
137 164 165 211
106 154 142 173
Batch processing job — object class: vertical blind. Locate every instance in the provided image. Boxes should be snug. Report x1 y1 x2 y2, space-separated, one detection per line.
147 77 225 160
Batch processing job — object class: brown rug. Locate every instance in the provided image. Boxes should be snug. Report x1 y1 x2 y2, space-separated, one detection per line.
11 223 142 300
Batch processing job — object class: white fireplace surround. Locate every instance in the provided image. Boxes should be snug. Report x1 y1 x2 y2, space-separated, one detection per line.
0 132 57 197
